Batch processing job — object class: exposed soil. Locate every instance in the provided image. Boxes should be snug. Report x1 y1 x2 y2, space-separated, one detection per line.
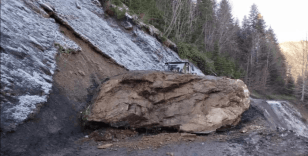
54 25 128 103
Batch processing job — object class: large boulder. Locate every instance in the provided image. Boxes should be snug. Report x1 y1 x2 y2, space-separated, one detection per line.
86 71 250 133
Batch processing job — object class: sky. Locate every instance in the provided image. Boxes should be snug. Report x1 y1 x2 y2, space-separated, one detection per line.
222 0 308 43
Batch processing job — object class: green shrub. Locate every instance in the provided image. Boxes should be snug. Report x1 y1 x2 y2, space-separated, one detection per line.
81 106 91 121
119 0 165 31
176 42 244 78
111 0 122 6
177 42 214 75
213 55 243 79
54 43 74 54
111 7 126 19
161 36 167 43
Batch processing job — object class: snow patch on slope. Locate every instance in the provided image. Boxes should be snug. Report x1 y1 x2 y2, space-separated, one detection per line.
45 0 205 76
267 101 308 138
0 0 82 131
6 95 47 122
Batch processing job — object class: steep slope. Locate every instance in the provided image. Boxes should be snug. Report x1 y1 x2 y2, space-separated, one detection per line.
0 0 203 132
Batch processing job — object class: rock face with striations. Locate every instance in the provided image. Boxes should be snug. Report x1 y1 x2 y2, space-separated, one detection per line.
86 71 250 133
0 0 203 132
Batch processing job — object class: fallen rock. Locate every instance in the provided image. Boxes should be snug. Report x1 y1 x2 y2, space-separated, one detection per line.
39 2 54 13
180 133 197 141
180 133 197 138
97 144 113 149
76 2 81 9
86 71 250 133
241 129 247 133
78 70 86 76
121 21 133 30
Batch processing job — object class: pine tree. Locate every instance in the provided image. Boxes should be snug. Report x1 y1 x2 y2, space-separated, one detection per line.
285 74 296 95
248 4 259 30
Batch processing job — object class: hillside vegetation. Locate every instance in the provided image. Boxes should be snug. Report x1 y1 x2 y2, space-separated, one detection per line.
280 41 308 101
107 0 303 101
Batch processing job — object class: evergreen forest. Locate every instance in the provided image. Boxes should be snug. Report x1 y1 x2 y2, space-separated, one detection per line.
108 0 307 102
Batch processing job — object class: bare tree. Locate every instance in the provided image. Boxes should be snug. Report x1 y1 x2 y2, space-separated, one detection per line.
287 38 308 101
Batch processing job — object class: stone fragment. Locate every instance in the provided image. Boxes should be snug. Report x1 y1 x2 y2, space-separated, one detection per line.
180 133 196 141
86 71 250 133
121 21 133 30
97 144 113 149
76 2 81 9
166 152 174 156
39 2 54 13
180 133 197 138
91 0 101 7
241 129 247 133
78 70 85 76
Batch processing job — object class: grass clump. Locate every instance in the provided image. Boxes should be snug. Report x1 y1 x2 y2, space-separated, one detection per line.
54 43 74 54
105 0 126 20
81 106 91 121
112 7 126 19
161 36 167 43
110 0 123 6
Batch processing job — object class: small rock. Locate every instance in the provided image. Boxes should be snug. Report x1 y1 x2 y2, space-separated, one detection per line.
39 3 54 13
166 152 174 156
241 129 247 133
121 21 133 30
78 70 85 76
180 133 197 138
84 135 89 138
91 0 101 7
76 2 81 9
97 144 113 149
125 12 132 20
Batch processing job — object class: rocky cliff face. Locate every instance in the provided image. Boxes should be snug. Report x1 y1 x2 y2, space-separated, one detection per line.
86 71 250 133
0 0 203 132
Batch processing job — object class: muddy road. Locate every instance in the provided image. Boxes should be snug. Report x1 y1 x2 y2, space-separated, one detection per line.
2 95 308 156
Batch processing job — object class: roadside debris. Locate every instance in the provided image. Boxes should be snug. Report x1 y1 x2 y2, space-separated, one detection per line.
97 144 113 149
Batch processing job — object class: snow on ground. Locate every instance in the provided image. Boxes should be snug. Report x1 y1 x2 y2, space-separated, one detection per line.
0 0 82 130
267 101 308 138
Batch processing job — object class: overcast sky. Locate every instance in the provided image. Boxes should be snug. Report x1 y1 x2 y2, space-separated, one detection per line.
224 0 308 43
